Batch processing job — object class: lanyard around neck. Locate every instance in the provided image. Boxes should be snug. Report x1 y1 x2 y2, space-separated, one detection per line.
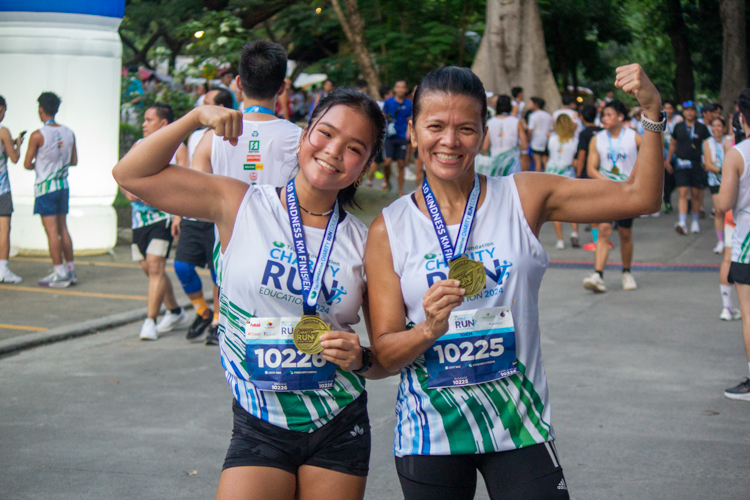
243 105 275 116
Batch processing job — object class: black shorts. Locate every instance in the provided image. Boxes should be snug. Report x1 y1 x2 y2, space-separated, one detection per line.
175 219 215 269
728 262 750 285
385 136 408 161
532 149 548 156
0 192 12 216
614 218 634 229
395 442 569 500
709 185 720 195
674 166 707 189
223 392 371 477
131 219 173 261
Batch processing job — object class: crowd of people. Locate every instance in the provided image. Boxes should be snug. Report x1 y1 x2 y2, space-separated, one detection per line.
1 36 747 500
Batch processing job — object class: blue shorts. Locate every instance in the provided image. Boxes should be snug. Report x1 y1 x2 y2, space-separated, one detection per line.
34 189 69 216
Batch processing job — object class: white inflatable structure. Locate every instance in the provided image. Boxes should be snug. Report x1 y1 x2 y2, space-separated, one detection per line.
0 1 124 255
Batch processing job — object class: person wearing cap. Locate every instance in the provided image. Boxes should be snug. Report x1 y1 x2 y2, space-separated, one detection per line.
666 101 710 234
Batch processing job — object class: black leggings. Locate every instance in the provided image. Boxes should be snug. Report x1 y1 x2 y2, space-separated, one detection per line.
395 442 570 500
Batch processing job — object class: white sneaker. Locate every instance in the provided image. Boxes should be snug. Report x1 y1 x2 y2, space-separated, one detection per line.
675 222 688 235
38 270 73 288
555 240 565 250
140 318 158 341
713 241 725 254
0 268 22 283
720 308 734 321
583 273 606 293
68 269 78 285
690 220 701 234
734 308 742 320
622 272 637 290
156 309 189 332
650 211 661 218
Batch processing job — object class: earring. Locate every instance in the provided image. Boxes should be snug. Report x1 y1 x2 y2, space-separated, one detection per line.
354 172 366 188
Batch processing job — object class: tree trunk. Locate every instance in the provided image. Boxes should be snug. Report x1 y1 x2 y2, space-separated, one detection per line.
472 0 561 112
664 0 694 102
719 0 747 120
330 0 382 100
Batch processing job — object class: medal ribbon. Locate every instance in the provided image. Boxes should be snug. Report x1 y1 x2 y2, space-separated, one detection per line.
422 173 481 265
607 130 623 170
286 177 340 316
243 105 276 116
44 119 55 125
712 137 724 168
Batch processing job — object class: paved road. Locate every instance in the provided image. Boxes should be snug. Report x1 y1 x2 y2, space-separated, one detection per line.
2 185 749 499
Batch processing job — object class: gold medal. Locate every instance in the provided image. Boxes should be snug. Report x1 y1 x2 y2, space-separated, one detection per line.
611 166 620 176
293 315 330 354
448 255 486 297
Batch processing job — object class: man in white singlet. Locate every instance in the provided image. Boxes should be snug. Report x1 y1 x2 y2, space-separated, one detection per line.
527 97 553 172
192 40 302 344
583 100 642 293
23 92 78 288
717 88 750 402
0 95 25 283
124 103 190 340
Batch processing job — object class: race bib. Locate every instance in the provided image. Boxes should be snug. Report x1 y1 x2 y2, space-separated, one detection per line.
245 317 337 391
424 307 517 389
676 158 693 170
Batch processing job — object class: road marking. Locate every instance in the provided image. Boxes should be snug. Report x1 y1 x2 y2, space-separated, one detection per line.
0 323 48 332
549 260 720 272
10 257 212 275
0 285 147 300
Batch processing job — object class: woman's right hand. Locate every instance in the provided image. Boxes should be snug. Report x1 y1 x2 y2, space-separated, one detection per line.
421 279 465 340
194 106 243 146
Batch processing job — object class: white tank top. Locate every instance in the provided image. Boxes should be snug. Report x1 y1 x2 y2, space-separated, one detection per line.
187 127 207 163
487 115 520 156
595 127 638 181
219 184 367 431
706 136 727 187
545 133 577 176
731 140 750 263
211 119 302 187
0 131 8 195
382 175 553 457
34 124 75 197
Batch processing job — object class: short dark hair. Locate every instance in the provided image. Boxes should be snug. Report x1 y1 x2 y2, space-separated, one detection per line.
219 68 236 78
211 88 234 109
148 103 174 123
580 104 597 124
713 102 723 112
663 99 677 108
0 95 5 109
495 95 512 115
38 92 61 116
531 97 545 110
356 79 367 90
378 85 392 98
702 103 716 113
603 99 628 118
239 41 287 101
305 88 386 207
738 89 750 126
413 66 487 128
562 95 574 106
511 87 523 98
733 110 746 142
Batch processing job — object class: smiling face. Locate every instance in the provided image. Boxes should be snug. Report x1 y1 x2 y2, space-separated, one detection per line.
409 91 485 181
298 104 375 191
711 118 725 139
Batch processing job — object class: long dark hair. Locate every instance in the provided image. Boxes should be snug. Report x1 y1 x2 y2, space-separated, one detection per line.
304 87 386 208
412 66 487 128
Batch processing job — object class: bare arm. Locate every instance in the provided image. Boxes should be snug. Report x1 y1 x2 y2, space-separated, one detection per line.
366 216 465 374
69 136 77 166
518 121 530 170
23 130 43 170
515 64 664 235
586 136 606 180
0 128 23 163
112 106 247 249
191 130 214 173
665 138 676 173
703 141 720 174
573 150 585 177
718 148 744 213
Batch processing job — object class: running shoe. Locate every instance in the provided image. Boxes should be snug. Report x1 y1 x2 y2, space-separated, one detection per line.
366 179 372 188
156 309 189 333
622 272 637 291
186 309 213 342
583 241 596 251
570 234 580 248
663 202 673 214
724 378 750 401
650 211 661 218
720 307 742 321
699 208 706 219
139 318 159 341
0 268 22 283
690 220 701 234
38 270 73 288
555 240 565 250
69 269 78 285
583 273 606 293
713 241 725 254
675 222 688 235
205 325 220 345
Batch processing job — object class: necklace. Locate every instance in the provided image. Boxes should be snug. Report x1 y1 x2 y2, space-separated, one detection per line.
298 204 334 217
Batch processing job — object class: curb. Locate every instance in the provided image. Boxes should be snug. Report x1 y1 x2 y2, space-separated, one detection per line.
0 298 200 357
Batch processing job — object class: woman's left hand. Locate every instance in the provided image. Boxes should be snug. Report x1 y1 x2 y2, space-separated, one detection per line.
319 331 364 372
